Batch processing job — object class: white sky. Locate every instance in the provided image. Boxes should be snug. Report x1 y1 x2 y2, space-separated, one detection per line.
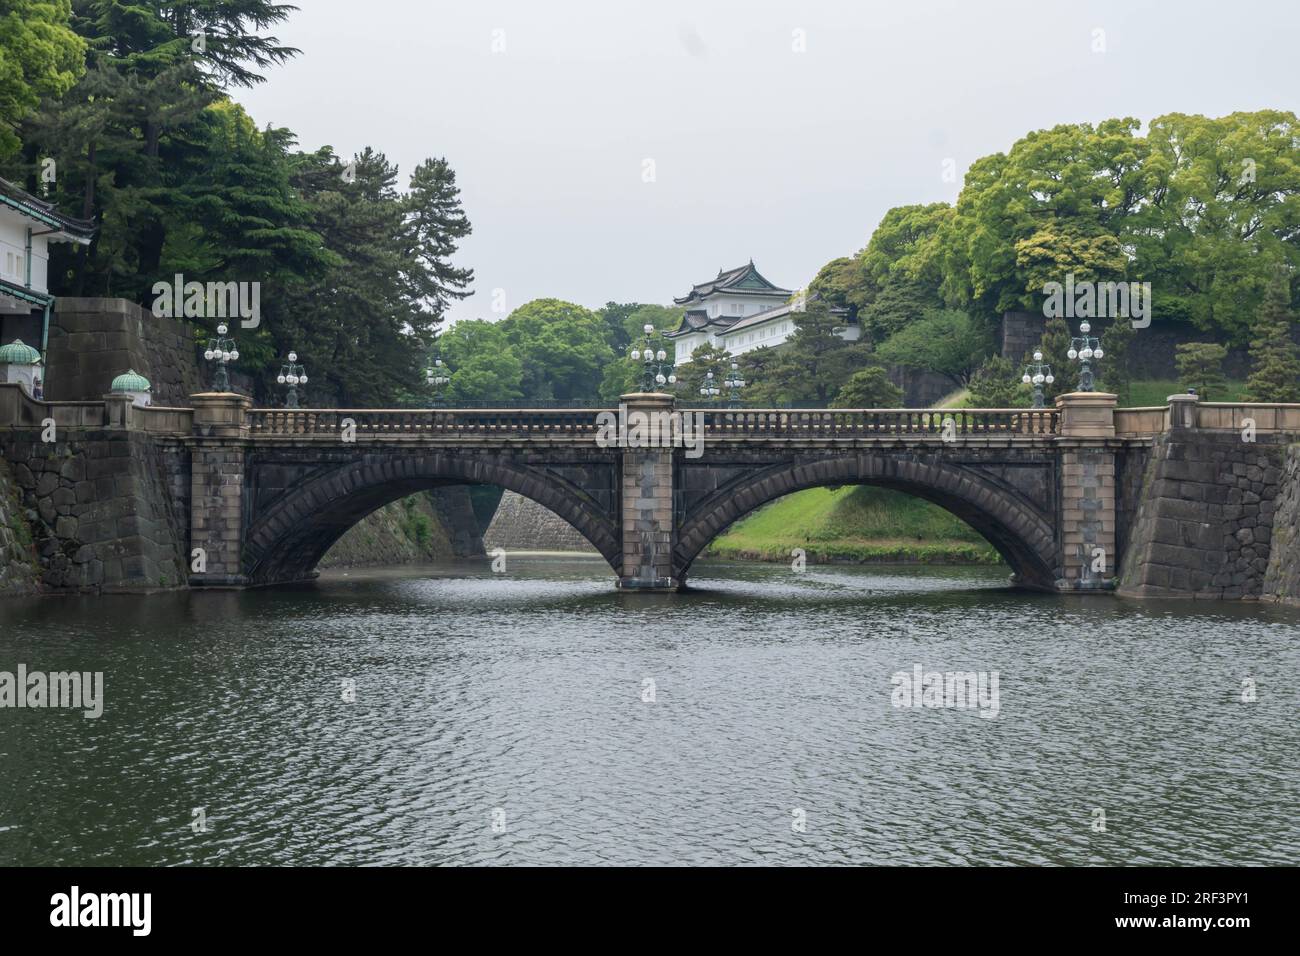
237 0 1300 323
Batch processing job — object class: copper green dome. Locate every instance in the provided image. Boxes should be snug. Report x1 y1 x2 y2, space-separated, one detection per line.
0 339 40 365
110 369 151 393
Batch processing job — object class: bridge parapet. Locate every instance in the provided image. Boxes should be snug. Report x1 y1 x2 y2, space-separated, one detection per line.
247 406 604 439
694 407 1057 438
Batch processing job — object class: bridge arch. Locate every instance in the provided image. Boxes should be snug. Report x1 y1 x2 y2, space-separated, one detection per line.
242 452 621 585
675 454 1058 590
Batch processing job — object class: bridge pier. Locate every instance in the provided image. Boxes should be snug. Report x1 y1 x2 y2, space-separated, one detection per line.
617 393 679 590
1055 392 1118 590
188 393 250 587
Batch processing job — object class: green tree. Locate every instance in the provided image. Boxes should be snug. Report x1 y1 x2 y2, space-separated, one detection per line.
875 309 996 390
16 0 301 294
0 0 85 157
501 299 613 403
1097 319 1136 402
672 342 731 402
1175 342 1228 400
1137 111 1300 343
831 367 903 408
1036 316 1074 402
438 320 523 405
1244 273 1300 402
757 300 863 405
937 118 1154 317
403 156 474 321
967 355 1028 407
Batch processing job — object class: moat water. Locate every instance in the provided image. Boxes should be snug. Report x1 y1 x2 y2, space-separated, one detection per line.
1 557 1297 866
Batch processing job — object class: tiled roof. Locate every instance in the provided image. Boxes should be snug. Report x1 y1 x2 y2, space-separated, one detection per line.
0 177 95 243
672 261 792 305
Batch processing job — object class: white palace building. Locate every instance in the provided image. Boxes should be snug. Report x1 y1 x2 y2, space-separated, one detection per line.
663 260 857 366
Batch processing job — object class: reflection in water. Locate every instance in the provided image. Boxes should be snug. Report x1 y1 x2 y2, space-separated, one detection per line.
0 557 1297 866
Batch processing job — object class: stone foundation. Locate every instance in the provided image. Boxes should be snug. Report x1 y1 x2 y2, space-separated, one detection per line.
1119 432 1286 599
1262 444 1300 606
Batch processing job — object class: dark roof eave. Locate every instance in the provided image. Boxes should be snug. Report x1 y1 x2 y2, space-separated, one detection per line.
0 277 54 307
0 180 96 241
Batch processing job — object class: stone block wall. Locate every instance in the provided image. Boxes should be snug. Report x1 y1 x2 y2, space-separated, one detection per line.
620 448 674 588
0 427 189 591
484 490 597 552
188 442 245 585
1262 444 1300 606
1057 448 1116 588
0 457 39 595
1118 431 1286 599
1000 311 1258 380
46 298 204 405
426 486 487 558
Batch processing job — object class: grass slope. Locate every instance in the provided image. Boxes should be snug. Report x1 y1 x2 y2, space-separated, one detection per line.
705 485 1001 565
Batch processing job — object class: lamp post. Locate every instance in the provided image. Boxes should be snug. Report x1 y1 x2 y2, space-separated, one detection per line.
276 351 308 408
699 369 721 403
1067 320 1104 392
203 323 238 392
1020 350 1054 409
629 324 676 392
723 360 746 408
426 358 451 408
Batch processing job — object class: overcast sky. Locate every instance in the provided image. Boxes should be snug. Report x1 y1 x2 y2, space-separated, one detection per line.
237 0 1299 323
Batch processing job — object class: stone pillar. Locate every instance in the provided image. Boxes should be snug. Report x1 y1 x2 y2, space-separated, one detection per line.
1168 392 1199 430
103 392 134 429
617 392 678 591
188 392 251 587
1056 392 1118 590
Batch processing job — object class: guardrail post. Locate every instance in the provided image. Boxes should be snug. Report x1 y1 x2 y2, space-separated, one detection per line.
1167 392 1199 431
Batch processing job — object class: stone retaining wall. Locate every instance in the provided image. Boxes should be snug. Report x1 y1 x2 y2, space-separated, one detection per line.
1118 431 1286 599
484 490 597 552
46 298 204 405
0 427 189 591
0 457 39 595
1262 444 1300 606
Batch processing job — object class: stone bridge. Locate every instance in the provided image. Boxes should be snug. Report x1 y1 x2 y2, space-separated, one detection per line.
5 386 1298 595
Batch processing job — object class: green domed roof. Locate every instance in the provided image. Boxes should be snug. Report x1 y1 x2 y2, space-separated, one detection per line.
0 339 40 365
110 369 151 393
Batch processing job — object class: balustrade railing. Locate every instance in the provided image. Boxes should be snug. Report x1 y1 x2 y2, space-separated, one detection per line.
245 405 1058 438
247 407 604 437
696 408 1059 437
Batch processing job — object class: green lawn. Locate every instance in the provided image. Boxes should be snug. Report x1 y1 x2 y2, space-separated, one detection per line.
1124 379 1247 406
705 485 1001 565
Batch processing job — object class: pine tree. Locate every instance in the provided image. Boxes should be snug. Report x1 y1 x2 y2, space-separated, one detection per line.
1244 274 1300 402
403 157 474 323
967 355 1028 407
1036 316 1073 402
1175 343 1228 400
831 367 903 408
1098 319 1135 402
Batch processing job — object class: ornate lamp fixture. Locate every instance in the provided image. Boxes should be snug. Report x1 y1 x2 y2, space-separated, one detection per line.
276 351 308 408
203 323 238 392
1067 321 1104 392
629 324 676 392
723 360 746 408
426 358 452 407
1021 350 1054 408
